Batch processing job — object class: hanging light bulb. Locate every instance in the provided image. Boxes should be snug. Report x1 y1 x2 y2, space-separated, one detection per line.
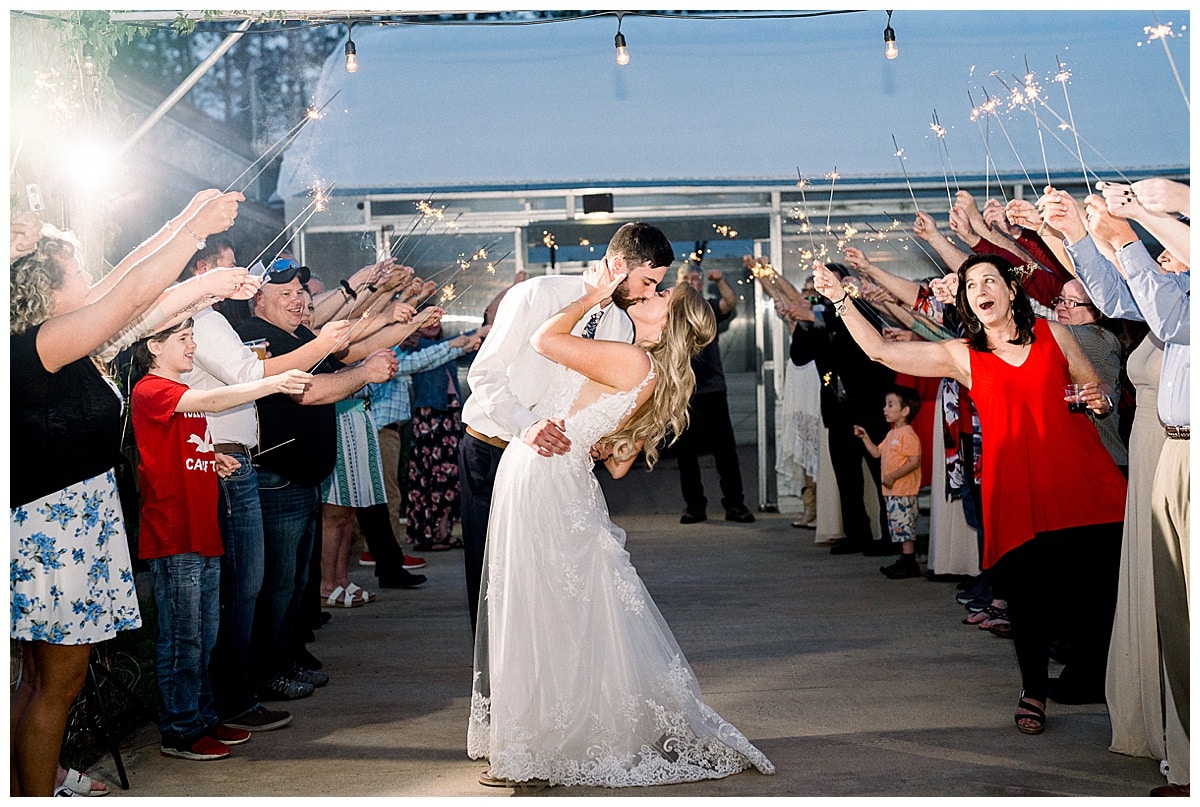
883 10 898 60
81 43 96 77
344 23 359 73
614 13 630 66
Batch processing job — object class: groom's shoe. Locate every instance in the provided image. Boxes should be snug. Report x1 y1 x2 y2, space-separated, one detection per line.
724 506 755 523
679 509 707 524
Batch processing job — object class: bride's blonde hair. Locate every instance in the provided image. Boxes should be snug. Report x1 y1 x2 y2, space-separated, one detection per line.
606 284 717 469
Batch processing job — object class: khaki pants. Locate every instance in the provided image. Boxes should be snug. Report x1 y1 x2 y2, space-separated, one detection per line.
1152 437 1190 785
377 422 411 543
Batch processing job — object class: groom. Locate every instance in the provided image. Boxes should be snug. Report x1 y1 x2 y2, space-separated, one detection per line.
458 222 675 634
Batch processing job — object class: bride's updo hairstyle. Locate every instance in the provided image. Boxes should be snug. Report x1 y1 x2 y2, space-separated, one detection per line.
607 283 717 469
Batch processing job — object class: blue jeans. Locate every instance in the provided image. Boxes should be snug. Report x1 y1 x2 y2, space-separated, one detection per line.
210 454 265 720
252 469 319 683
151 553 221 743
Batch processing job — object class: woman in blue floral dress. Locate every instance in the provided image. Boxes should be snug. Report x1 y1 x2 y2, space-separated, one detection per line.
9 192 241 796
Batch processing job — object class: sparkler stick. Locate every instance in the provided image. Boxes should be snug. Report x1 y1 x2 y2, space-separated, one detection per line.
251 438 296 460
890 136 920 213
386 196 437 259
968 90 1006 203
245 182 336 271
399 211 465 267
1022 56 1053 190
1145 14 1190 112
823 167 840 258
865 220 947 275
445 250 513 310
411 241 504 308
224 90 342 194
881 212 946 274
931 109 960 196
306 286 395 373
980 81 1038 193
1053 57 1090 191
795 168 823 264
1015 83 1135 185
930 111 954 209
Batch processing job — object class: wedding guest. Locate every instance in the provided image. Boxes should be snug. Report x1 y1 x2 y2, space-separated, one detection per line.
1044 187 1190 795
673 264 755 525
10 189 241 796
812 254 1125 736
130 320 309 760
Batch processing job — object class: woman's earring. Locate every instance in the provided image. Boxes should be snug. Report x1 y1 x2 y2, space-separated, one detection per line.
966 318 981 334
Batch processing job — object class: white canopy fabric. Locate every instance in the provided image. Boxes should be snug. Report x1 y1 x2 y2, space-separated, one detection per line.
277 10 1189 199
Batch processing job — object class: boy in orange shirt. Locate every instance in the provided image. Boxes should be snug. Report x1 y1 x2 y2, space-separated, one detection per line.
854 386 923 579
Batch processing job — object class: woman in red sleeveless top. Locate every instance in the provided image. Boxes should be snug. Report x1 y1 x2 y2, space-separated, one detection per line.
812 254 1126 736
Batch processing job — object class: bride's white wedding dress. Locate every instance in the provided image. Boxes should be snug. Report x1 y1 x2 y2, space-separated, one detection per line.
467 363 775 787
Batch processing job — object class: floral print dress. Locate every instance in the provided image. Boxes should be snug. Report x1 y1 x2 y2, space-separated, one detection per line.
11 469 142 644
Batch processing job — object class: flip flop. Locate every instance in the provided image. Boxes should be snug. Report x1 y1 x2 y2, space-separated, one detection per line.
60 769 109 797
321 585 363 608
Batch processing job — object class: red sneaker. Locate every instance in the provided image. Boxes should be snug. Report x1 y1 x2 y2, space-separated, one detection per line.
160 735 230 760
358 551 376 567
210 724 251 745
403 554 426 570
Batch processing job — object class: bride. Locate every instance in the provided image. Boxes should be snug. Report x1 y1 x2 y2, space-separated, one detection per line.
467 263 776 788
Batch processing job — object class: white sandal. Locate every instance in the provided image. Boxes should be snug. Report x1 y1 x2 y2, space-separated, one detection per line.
345 582 375 604
321 585 363 608
60 769 109 797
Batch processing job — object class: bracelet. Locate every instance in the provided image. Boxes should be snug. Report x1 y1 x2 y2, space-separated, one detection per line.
1036 220 1048 237
832 294 850 318
367 283 378 293
183 223 206 250
1094 394 1115 420
340 279 358 300
569 299 587 317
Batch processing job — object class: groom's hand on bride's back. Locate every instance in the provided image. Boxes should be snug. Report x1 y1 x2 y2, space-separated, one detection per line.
524 418 571 457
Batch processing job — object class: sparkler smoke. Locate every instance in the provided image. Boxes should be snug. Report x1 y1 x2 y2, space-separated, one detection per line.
891 136 921 213
224 89 342 194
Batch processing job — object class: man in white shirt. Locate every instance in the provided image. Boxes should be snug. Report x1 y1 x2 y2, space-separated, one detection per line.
458 222 676 634
181 243 350 726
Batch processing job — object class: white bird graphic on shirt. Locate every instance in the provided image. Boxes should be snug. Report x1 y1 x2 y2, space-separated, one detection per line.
187 428 215 454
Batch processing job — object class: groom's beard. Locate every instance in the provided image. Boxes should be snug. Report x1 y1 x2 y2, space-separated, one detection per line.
610 280 641 311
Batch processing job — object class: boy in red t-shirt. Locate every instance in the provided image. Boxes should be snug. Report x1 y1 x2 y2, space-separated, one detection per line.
131 319 310 761
854 385 923 580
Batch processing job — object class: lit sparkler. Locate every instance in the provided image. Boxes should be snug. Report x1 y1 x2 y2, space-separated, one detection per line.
977 80 1038 193
795 168 822 260
713 224 739 238
1140 15 1190 112
880 212 946 275
247 181 338 271
891 136 920 212
224 89 342 194
1054 57 1090 190
1022 57 1052 190
823 168 839 251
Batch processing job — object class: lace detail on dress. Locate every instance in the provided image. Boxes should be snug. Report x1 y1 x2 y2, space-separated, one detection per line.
468 359 773 787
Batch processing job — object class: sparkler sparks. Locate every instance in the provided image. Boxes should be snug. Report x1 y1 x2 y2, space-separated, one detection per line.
542 231 557 249
440 284 456 303
712 224 739 238
1139 15 1190 112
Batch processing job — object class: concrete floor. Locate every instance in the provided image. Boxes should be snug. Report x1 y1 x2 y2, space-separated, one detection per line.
93 449 1164 797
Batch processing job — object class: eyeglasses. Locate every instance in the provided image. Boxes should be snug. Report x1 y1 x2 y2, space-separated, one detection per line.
1051 297 1095 309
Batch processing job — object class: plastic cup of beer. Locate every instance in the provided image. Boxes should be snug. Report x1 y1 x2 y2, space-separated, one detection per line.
244 339 268 360
1064 384 1087 413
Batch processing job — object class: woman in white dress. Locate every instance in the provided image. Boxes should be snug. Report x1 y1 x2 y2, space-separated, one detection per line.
467 271 775 788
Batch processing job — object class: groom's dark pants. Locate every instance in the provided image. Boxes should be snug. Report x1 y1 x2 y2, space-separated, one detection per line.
458 431 507 637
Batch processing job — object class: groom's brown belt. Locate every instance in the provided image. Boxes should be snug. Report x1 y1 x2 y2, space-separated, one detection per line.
466 426 509 450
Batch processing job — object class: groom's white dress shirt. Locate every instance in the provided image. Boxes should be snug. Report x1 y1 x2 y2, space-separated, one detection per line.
462 275 633 444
